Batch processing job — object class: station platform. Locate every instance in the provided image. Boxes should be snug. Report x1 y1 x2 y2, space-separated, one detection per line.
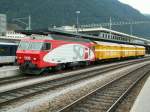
130 76 150 112
0 66 18 71
0 66 19 78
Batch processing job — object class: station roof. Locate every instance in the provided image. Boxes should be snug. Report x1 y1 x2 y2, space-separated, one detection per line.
15 28 150 46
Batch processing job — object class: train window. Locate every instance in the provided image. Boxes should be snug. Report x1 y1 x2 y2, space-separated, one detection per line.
29 42 43 50
0 45 10 56
9 45 17 56
42 43 51 50
18 41 30 50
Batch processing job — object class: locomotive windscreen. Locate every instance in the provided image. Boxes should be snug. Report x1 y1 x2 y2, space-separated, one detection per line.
18 41 51 51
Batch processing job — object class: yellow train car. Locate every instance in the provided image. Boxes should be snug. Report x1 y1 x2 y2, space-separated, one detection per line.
135 45 145 56
121 44 136 58
94 41 122 60
94 41 146 61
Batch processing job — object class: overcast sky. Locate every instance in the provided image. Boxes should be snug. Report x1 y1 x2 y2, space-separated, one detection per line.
118 0 150 14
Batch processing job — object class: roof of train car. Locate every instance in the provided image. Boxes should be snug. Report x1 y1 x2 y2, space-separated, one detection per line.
134 45 145 48
120 44 135 48
94 41 121 46
94 41 141 48
0 42 18 45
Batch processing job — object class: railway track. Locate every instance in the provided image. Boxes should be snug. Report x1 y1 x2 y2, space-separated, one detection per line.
0 58 149 108
58 64 150 112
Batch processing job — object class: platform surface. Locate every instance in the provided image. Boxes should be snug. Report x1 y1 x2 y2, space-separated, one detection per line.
130 76 150 112
0 66 18 71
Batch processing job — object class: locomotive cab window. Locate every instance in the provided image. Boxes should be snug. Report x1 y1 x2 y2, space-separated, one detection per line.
18 41 30 50
42 43 51 50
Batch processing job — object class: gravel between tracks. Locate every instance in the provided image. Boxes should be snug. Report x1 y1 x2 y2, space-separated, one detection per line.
114 73 150 112
0 61 150 112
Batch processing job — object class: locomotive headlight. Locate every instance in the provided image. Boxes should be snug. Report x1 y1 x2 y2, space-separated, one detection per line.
33 58 37 61
19 57 22 59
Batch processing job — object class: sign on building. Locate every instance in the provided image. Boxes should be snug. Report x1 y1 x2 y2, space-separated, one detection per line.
0 14 7 36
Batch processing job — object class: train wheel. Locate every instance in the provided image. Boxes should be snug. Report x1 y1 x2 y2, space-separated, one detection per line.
85 61 90 66
52 64 65 71
71 66 76 70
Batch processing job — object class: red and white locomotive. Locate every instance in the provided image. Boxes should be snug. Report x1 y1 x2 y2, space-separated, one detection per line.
16 30 146 74
16 34 95 74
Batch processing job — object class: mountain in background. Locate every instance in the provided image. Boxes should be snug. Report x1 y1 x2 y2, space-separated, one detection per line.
145 14 150 19
0 0 150 38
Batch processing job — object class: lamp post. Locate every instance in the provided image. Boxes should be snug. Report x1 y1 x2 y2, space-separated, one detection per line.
130 24 133 35
12 15 31 30
109 17 112 38
76 11 80 33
